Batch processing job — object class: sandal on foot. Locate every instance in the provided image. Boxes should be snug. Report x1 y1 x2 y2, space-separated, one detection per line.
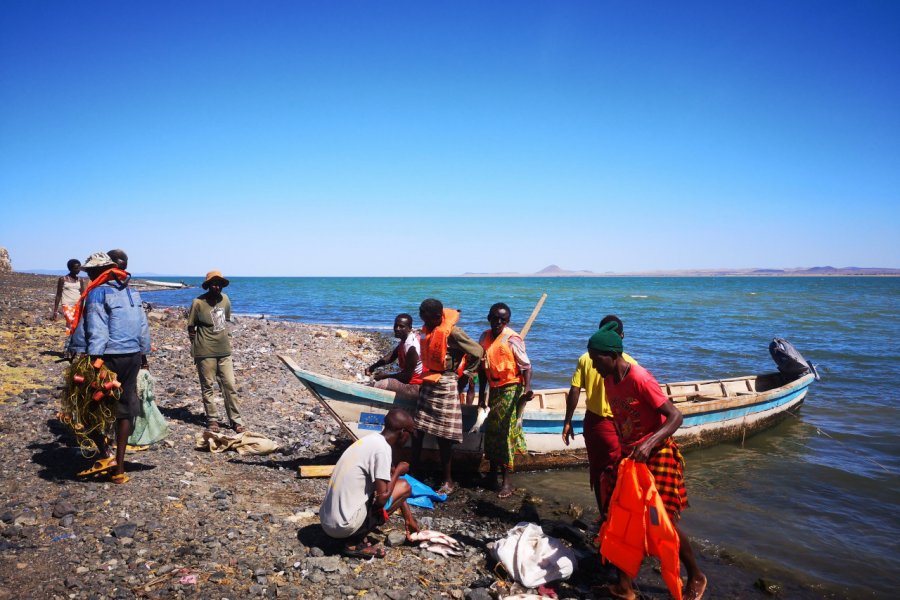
342 541 385 559
232 423 246 434
110 473 130 485
497 488 517 499
77 457 117 477
207 420 221 433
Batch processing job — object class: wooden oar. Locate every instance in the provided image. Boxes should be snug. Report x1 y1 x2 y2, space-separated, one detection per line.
519 293 547 339
518 293 547 422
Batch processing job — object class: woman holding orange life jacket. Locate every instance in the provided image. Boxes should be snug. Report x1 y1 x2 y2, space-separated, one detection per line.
478 302 533 499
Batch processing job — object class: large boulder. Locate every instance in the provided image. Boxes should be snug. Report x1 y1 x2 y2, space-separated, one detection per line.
0 247 11 273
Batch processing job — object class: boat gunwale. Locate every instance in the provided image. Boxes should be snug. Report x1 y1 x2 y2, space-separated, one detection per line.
280 354 813 421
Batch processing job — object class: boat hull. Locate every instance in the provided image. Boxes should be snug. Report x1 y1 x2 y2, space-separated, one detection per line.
280 355 814 471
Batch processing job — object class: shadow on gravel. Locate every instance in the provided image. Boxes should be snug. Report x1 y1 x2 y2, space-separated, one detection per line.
474 498 539 526
158 404 206 427
226 447 347 471
30 421 160 482
39 350 69 362
30 441 158 482
296 524 344 555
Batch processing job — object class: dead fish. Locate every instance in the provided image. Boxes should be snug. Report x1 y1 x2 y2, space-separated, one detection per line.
419 541 462 557
468 406 489 433
408 530 463 550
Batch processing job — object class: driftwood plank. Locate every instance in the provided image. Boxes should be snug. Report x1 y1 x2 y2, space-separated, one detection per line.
299 465 335 478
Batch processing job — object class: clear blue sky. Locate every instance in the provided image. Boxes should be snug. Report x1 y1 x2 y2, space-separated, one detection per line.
1 1 898 276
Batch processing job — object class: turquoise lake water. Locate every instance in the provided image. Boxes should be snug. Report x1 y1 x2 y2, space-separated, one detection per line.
144 276 900 598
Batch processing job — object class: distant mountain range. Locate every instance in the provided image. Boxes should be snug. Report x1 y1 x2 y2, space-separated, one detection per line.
461 264 900 277
20 269 185 277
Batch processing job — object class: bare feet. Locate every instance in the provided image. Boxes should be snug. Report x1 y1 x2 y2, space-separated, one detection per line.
684 574 708 600
497 484 516 499
606 583 637 600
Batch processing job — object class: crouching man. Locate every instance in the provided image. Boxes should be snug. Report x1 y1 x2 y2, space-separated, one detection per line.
319 408 420 558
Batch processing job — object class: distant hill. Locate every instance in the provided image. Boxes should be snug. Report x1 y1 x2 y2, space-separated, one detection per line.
460 265 900 277
18 269 188 277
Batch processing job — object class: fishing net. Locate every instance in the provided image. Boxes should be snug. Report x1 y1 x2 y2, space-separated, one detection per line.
58 355 121 457
128 370 169 447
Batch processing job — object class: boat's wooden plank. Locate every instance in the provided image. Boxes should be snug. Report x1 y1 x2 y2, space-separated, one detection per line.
299 465 335 478
278 354 360 441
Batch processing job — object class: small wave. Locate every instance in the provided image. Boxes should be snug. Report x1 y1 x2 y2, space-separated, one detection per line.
630 294 649 299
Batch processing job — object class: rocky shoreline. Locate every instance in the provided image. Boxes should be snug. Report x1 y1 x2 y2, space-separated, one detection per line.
1 272 832 599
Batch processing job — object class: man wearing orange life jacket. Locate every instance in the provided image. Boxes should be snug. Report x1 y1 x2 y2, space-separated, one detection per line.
478 302 533 499
589 322 707 600
412 298 483 496
365 313 424 402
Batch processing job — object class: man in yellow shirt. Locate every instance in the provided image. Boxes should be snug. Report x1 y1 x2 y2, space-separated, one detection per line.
562 315 636 514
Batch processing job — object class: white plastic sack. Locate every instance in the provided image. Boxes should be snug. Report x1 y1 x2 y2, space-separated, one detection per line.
489 522 576 588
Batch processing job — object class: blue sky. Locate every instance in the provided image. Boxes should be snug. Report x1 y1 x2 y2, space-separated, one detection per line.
1 1 898 276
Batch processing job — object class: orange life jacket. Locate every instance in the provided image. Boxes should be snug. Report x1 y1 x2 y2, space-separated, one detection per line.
598 458 682 600
420 308 459 382
66 268 130 336
480 327 522 388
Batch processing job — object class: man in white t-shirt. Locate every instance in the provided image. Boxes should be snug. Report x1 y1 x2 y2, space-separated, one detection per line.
319 408 419 558
365 314 424 402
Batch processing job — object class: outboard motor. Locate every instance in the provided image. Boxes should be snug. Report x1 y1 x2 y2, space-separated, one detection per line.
769 338 820 380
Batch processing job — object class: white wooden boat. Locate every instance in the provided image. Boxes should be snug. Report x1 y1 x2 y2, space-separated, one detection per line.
279 354 816 470
130 279 191 291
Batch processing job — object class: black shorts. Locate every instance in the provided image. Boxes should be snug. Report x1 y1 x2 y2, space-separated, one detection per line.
349 498 387 540
102 352 143 420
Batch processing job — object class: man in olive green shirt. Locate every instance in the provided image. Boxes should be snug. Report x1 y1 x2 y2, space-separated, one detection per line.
188 271 244 433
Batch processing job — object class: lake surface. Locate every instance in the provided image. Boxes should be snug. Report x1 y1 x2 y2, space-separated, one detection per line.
144 276 900 598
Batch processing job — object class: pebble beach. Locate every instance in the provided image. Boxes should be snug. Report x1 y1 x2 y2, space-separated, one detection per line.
0 272 846 599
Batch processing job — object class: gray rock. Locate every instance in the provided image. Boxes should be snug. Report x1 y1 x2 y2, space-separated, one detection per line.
306 556 341 573
309 546 325 557
111 523 137 539
385 531 407 547
60 514 75 528
52 501 77 518
353 578 373 591
307 570 326 584
465 589 492 600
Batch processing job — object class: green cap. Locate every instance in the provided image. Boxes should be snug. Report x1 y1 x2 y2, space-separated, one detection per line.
588 321 623 353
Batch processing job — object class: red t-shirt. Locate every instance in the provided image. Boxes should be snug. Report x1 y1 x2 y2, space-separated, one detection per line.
603 363 669 449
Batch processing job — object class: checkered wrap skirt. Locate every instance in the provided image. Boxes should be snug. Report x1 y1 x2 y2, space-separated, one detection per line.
415 373 463 443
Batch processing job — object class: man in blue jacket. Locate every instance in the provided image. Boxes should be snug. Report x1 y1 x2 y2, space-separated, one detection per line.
70 251 151 483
